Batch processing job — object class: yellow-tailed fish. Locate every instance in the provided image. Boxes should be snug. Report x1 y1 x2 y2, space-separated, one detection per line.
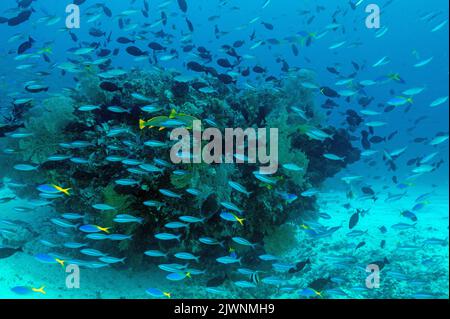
32 286 46 295
51 184 71 196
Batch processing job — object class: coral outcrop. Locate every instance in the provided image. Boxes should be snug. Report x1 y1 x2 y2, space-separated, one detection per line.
1 68 360 272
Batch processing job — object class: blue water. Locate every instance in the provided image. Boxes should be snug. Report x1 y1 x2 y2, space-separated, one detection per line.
0 0 448 299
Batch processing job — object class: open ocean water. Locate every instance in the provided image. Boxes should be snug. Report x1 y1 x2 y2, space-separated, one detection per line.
0 0 448 300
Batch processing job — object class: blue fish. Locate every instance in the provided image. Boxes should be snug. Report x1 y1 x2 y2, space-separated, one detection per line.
166 272 190 281
144 250 168 257
216 256 241 264
108 234 132 241
36 184 60 194
80 248 106 257
79 224 110 233
113 214 143 224
86 233 109 240
159 189 182 198
154 233 181 241
146 288 171 298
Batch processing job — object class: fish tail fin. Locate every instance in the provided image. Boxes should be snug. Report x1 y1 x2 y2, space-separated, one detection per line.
219 241 225 248
316 290 324 298
56 259 65 268
139 119 146 130
169 109 177 119
32 286 46 295
98 226 110 233
163 292 171 298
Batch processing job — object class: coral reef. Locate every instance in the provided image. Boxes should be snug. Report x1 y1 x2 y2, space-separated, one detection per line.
2 68 360 273
263 223 299 256
16 96 76 164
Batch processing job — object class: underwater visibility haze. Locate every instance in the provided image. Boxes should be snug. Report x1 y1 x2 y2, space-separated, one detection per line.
0 0 449 300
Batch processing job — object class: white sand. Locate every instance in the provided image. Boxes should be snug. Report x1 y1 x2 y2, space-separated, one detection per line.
1 179 448 299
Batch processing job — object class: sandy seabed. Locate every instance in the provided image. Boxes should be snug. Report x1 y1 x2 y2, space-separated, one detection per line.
0 178 448 299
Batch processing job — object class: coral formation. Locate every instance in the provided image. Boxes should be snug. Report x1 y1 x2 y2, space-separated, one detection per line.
263 223 299 256
2 68 360 272
16 96 76 164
